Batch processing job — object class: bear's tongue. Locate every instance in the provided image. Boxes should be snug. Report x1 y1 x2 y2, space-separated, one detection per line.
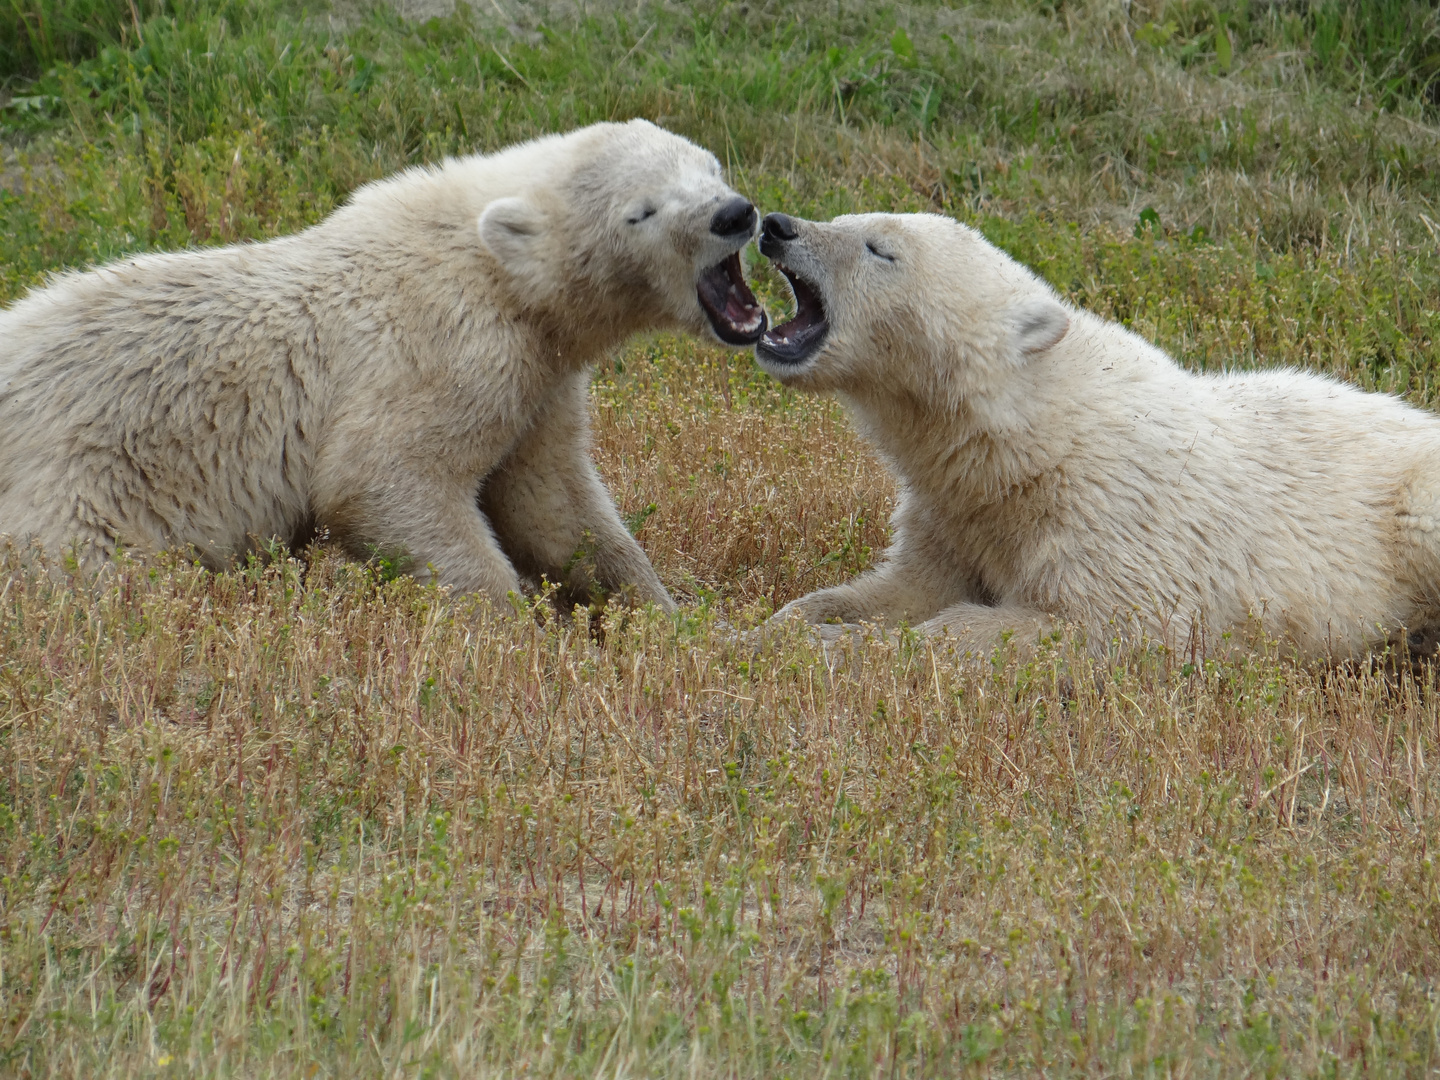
697 253 767 346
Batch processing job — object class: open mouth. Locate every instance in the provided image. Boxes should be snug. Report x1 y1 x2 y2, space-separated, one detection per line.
697 252 767 346
757 262 828 365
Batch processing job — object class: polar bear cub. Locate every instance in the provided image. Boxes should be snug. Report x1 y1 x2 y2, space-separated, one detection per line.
755 210 1440 660
0 120 769 608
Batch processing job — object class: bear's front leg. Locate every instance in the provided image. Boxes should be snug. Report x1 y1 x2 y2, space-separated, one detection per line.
774 567 954 626
481 372 675 613
772 580 883 626
314 466 524 603
772 521 975 627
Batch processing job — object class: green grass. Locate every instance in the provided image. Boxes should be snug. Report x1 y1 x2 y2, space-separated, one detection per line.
2 1 1440 1076
1 1 1438 385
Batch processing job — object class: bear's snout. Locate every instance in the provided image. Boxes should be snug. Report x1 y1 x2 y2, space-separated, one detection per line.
761 213 800 242
710 197 758 238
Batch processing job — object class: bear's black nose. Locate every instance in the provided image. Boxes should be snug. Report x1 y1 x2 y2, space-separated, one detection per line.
710 197 757 237
762 213 799 242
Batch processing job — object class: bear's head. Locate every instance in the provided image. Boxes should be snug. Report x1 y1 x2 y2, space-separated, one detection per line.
753 211 1070 412
477 119 767 348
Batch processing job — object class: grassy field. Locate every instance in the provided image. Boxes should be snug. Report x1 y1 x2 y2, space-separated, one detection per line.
3 0 1440 1075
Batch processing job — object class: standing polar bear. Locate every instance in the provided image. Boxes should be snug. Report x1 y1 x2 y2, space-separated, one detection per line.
0 120 769 609
756 210 1440 661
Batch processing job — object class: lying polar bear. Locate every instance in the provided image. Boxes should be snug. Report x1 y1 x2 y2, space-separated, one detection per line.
0 120 769 609
755 210 1440 660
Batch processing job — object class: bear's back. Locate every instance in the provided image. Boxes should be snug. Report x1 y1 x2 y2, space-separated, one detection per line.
0 237 329 561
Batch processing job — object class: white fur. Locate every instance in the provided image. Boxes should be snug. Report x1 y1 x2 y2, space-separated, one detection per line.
761 212 1440 660
0 120 757 609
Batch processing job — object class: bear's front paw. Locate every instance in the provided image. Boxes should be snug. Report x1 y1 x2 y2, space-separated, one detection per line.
811 621 877 644
771 592 857 626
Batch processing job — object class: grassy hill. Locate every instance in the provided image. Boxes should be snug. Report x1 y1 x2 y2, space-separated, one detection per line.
2 1 1440 1075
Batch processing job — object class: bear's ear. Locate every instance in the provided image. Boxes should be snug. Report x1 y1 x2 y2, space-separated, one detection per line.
478 196 548 271
1009 294 1070 357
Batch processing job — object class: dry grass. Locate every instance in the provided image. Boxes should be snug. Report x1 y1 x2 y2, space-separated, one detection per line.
2 341 1440 1076
3 0 1440 1074
590 336 892 613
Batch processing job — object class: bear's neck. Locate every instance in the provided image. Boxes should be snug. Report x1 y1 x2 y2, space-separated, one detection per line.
841 367 1065 510
536 305 652 372
542 281 665 369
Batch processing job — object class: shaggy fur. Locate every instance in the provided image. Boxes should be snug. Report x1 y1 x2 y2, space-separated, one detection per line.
0 120 765 608
756 211 1440 660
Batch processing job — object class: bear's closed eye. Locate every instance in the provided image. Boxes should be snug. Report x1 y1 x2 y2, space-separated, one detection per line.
627 207 657 224
865 241 896 262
